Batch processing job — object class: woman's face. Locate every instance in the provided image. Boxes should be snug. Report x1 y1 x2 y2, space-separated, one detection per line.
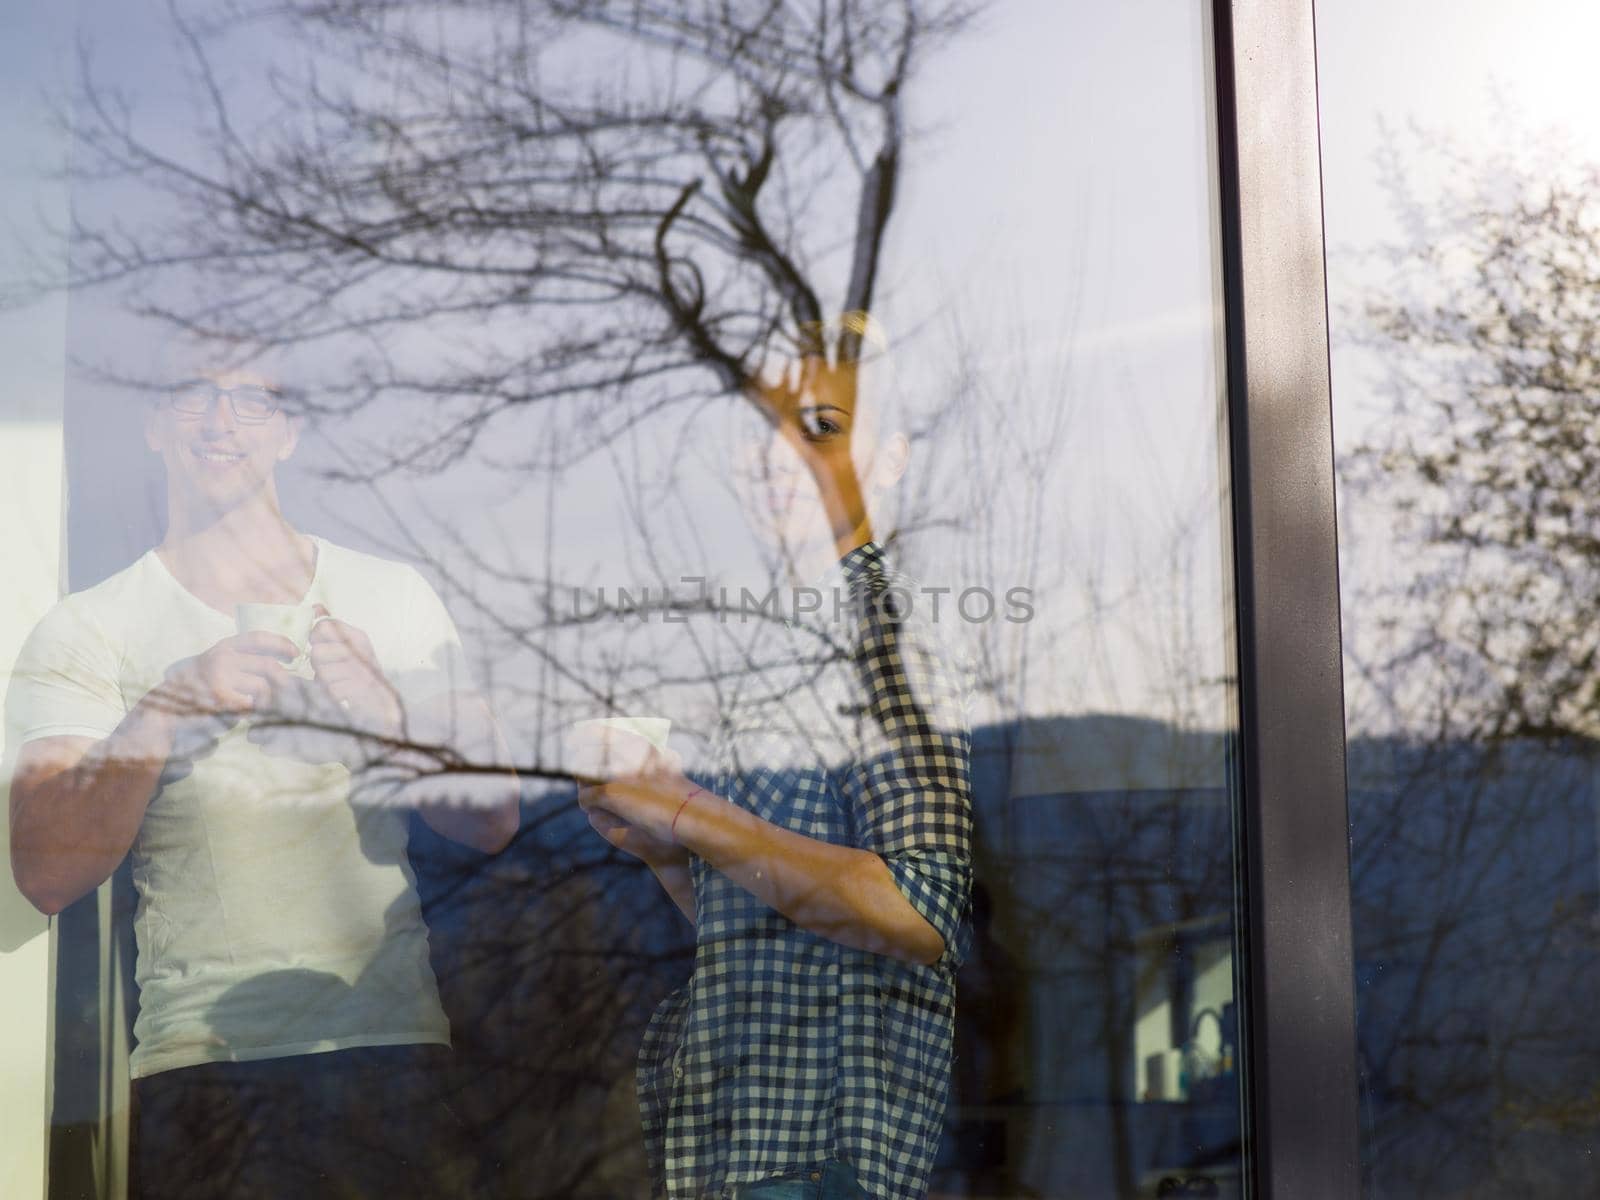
736 357 898 566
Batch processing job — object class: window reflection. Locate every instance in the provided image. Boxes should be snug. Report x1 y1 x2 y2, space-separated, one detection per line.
3 2 1248 1198
1321 4 1600 1195
5 350 520 1197
569 318 974 1200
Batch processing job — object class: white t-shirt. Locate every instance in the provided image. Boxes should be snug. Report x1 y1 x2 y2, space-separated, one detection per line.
4 537 470 1078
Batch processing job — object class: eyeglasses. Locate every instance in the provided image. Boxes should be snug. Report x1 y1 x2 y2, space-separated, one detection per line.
166 382 284 424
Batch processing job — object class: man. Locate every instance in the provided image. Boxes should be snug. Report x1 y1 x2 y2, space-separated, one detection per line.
579 315 974 1200
5 365 519 1198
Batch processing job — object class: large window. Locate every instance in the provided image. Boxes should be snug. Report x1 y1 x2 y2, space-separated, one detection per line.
2 2 1369 1198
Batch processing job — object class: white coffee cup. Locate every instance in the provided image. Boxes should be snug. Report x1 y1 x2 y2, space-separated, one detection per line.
235 602 326 676
565 716 672 779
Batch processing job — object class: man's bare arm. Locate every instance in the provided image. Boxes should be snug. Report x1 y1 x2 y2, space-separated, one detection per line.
10 632 295 914
407 692 520 855
10 709 175 914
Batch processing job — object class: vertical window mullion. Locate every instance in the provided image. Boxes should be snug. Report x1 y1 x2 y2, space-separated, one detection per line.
1212 1 1361 1196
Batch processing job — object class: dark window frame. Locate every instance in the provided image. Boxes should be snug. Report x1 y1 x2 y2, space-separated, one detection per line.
1212 1 1361 1196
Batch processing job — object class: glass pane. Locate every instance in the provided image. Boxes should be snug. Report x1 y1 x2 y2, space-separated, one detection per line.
1320 3 1600 1196
4 3 1248 1197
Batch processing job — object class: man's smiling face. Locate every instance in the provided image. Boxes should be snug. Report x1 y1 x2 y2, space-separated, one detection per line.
144 368 298 517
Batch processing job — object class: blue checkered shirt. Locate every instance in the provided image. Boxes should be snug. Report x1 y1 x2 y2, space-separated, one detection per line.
637 542 974 1200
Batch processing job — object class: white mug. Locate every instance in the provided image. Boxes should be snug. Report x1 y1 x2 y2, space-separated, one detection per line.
565 716 672 779
235 602 327 677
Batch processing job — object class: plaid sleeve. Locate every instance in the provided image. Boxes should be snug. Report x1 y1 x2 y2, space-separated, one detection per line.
838 596 974 968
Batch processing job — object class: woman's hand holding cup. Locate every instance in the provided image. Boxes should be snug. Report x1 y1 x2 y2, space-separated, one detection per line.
568 720 693 869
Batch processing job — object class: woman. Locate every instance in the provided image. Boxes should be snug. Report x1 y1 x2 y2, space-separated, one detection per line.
580 317 973 1200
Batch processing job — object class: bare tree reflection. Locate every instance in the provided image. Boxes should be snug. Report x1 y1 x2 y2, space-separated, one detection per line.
59 0 979 475
10 4 1263 1199
1342 122 1600 1198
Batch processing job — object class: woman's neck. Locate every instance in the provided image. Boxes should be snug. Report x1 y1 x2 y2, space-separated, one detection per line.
833 513 876 564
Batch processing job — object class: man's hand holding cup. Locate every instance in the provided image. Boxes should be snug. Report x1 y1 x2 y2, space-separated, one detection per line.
150 631 301 765
227 601 397 766
306 605 403 743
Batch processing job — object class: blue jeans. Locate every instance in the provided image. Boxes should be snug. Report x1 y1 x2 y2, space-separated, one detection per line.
733 1161 869 1200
